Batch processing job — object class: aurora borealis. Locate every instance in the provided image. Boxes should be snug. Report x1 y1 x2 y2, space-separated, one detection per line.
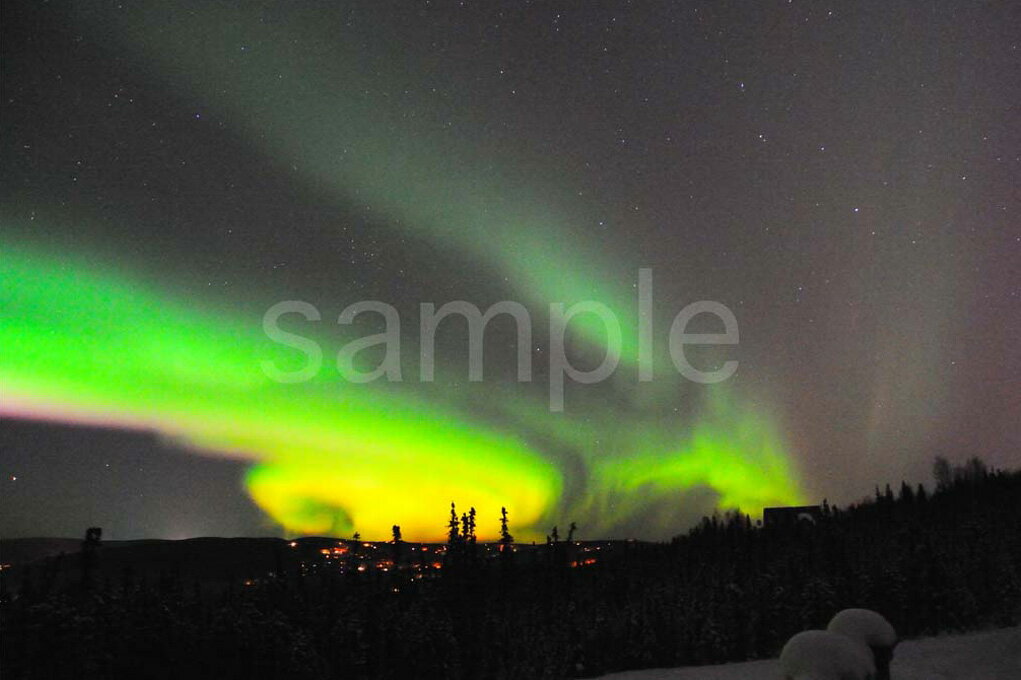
2 1 1018 541
1 240 800 540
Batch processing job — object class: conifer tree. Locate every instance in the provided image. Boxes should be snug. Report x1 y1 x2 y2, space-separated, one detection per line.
447 502 460 545
499 507 513 549
391 524 403 565
933 456 953 490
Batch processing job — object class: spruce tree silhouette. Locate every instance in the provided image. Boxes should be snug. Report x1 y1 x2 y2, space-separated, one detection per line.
499 506 514 567
391 524 403 566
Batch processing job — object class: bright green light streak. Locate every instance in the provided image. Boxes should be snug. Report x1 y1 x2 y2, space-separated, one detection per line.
2 237 804 539
0 244 561 539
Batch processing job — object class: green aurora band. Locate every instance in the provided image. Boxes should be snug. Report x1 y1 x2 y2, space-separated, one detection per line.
1 244 804 539
4 5 805 538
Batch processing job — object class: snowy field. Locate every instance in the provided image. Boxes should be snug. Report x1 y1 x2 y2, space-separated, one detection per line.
599 626 1021 680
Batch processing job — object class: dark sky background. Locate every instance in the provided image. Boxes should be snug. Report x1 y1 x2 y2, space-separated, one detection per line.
2 0 1018 540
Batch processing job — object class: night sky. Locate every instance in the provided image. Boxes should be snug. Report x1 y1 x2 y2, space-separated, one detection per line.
2 1 1018 541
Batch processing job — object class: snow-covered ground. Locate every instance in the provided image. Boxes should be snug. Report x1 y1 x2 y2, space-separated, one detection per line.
599 626 1021 679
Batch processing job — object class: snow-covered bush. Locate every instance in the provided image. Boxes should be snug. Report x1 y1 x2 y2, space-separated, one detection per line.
827 609 897 680
779 629 875 680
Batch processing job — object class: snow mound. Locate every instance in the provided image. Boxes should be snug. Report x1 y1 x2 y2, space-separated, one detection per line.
597 625 1021 680
779 629 874 680
827 608 898 649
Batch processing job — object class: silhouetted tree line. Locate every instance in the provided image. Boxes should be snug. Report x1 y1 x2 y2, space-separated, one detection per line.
2 459 1019 679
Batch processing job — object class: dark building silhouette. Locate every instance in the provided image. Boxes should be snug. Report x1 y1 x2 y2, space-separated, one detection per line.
763 504 823 527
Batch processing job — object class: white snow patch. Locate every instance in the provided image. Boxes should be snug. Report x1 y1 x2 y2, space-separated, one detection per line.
597 626 1021 680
